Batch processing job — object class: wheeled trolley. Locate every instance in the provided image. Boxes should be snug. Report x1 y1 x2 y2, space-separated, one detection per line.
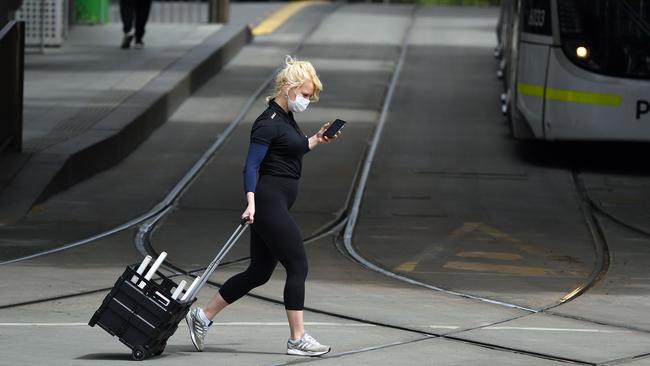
88 221 248 360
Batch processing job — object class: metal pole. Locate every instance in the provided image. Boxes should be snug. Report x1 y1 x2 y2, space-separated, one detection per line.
40 0 45 53
15 20 24 152
208 0 216 23
208 0 228 23
218 0 228 23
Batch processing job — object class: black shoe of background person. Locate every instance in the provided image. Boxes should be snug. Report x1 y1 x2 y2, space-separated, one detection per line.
134 38 144 49
121 33 134 49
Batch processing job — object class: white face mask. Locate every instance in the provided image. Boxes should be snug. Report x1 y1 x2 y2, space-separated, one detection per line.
287 90 310 113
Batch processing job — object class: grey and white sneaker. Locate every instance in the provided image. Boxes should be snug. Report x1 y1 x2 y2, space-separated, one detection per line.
185 308 210 351
287 333 331 356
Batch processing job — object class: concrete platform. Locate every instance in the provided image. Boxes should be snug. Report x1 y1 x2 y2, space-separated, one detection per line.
454 313 650 364
0 3 283 225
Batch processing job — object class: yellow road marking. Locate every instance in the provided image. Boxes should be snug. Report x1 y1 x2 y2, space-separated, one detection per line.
456 251 522 261
517 83 621 107
449 222 543 255
443 261 550 276
395 261 418 272
391 223 563 276
252 1 322 36
394 223 539 274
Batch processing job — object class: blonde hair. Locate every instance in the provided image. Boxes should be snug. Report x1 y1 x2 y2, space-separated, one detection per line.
267 55 323 103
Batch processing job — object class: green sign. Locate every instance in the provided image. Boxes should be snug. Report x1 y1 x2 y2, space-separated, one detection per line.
75 0 109 24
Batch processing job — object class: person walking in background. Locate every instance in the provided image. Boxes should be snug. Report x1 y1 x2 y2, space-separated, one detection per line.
120 0 152 49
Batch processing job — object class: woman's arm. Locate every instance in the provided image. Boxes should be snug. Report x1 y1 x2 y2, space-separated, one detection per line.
242 143 269 223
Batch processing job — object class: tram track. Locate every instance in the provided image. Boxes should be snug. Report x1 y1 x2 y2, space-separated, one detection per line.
543 171 611 309
582 186 650 238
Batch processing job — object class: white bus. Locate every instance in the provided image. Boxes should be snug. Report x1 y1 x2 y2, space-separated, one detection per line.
497 0 650 140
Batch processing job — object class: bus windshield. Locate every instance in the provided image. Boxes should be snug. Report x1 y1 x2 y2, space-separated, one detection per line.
558 0 650 79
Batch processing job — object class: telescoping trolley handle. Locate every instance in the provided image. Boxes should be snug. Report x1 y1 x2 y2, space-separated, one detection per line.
183 220 249 302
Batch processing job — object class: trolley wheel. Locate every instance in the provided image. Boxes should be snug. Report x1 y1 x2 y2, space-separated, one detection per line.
131 346 147 361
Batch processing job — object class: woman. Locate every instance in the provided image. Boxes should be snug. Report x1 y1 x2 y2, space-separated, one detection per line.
186 56 341 356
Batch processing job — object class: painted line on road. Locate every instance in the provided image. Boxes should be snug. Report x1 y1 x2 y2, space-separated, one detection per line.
211 322 376 327
0 321 376 327
482 326 632 333
456 251 522 261
252 1 324 36
443 261 550 276
449 222 544 256
394 261 417 272
399 271 586 278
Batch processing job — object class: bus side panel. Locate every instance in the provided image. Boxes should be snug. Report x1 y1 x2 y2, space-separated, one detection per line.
515 42 549 139
545 48 650 141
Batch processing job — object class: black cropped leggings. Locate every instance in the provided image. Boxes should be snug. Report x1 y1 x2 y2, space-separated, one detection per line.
219 175 308 310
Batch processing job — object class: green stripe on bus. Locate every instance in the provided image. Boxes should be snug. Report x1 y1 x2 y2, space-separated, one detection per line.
517 83 621 106
517 83 545 97
545 88 621 106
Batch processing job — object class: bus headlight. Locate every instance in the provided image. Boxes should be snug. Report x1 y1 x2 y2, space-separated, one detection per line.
576 46 589 59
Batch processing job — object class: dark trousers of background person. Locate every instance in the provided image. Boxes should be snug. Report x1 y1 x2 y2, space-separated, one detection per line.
119 0 152 41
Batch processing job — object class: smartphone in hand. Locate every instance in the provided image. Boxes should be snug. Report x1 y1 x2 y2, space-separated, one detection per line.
323 119 346 138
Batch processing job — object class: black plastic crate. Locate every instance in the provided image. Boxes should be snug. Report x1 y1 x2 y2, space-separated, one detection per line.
88 264 194 360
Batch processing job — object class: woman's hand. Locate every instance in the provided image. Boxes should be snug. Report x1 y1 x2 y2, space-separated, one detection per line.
309 122 342 149
242 192 255 224
242 203 255 224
